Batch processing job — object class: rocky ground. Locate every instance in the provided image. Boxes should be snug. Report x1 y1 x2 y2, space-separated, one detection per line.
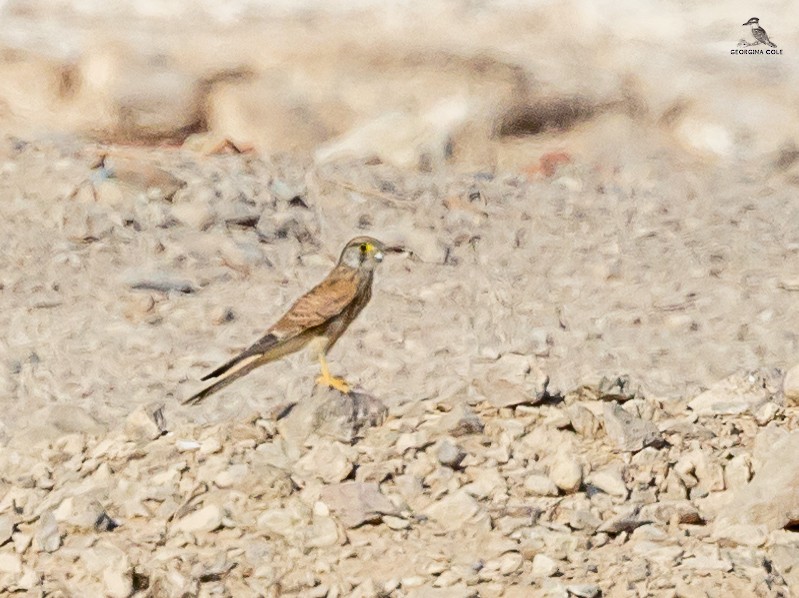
1 0 799 596
0 139 798 597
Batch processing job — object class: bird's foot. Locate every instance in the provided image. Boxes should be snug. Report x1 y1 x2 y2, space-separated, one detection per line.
316 373 351 394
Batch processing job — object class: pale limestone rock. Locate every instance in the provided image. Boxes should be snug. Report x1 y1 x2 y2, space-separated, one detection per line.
549 454 582 494
0 552 21 575
602 403 661 452
293 441 354 484
588 465 628 498
531 554 559 577
423 490 481 532
320 482 397 528
173 504 224 534
34 512 61 553
524 474 559 497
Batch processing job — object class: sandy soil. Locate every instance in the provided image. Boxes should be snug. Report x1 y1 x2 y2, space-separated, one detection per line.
0 138 797 447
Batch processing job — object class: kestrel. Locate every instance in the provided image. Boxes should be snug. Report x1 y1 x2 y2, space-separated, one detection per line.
183 236 395 405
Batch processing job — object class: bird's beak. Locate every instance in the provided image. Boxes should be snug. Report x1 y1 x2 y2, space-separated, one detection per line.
384 245 407 255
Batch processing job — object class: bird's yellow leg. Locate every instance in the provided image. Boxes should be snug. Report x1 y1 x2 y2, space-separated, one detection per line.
316 353 351 394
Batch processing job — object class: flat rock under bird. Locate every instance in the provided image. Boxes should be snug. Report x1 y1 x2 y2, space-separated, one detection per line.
184 236 397 405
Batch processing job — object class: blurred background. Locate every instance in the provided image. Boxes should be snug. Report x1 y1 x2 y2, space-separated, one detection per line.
0 0 797 176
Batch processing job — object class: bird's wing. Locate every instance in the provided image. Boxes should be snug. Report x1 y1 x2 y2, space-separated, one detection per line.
185 265 362 405
269 265 362 340
753 27 773 45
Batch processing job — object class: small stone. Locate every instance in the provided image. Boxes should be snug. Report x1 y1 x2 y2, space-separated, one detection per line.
214 464 249 489
127 273 196 294
12 533 32 554
173 504 224 534
124 403 167 441
401 575 425 588
436 439 466 468
53 494 107 530
724 454 752 490
474 353 550 408
783 364 799 404
34 512 61 553
307 516 342 548
257 507 307 539
383 515 410 530
176 439 201 452
0 516 13 545
567 584 601 598
439 404 484 436
713 523 768 547
199 438 223 455
0 552 21 574
549 455 582 494
279 387 388 445
603 403 662 452
498 552 523 575
396 431 430 454
462 468 507 499
753 401 779 425
294 442 353 483
598 506 646 534
524 474 559 496
532 554 559 577
320 482 398 528
588 465 628 497
689 370 778 416
568 405 600 437
170 201 216 230
423 490 481 532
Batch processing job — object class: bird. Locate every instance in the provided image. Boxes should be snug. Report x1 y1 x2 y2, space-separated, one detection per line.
183 236 397 405
742 17 777 47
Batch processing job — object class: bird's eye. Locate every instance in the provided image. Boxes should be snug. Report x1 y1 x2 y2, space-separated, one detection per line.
359 243 368 253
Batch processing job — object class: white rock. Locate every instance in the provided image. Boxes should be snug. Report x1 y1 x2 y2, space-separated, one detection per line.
524 474 559 496
170 201 216 230
173 504 224 534
713 523 767 547
293 442 353 483
783 364 799 404
124 403 166 441
176 440 201 452
549 456 582 494
0 552 21 574
498 552 523 575
319 482 397 528
531 554 559 577
423 490 481 532
588 466 628 498
257 507 307 539
307 515 342 548
754 401 779 425
689 370 777 416
0 516 13 545
714 430 799 534
34 512 61 553
724 454 752 490
462 467 506 499
383 515 410 530
603 403 661 452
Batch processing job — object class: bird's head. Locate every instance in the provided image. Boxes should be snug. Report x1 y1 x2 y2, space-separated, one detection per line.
338 236 402 271
743 17 759 26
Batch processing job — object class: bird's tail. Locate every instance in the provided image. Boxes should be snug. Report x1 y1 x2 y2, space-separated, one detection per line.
183 355 266 405
768 41 777 47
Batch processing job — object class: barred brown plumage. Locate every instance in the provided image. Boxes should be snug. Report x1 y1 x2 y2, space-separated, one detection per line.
183 236 399 405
